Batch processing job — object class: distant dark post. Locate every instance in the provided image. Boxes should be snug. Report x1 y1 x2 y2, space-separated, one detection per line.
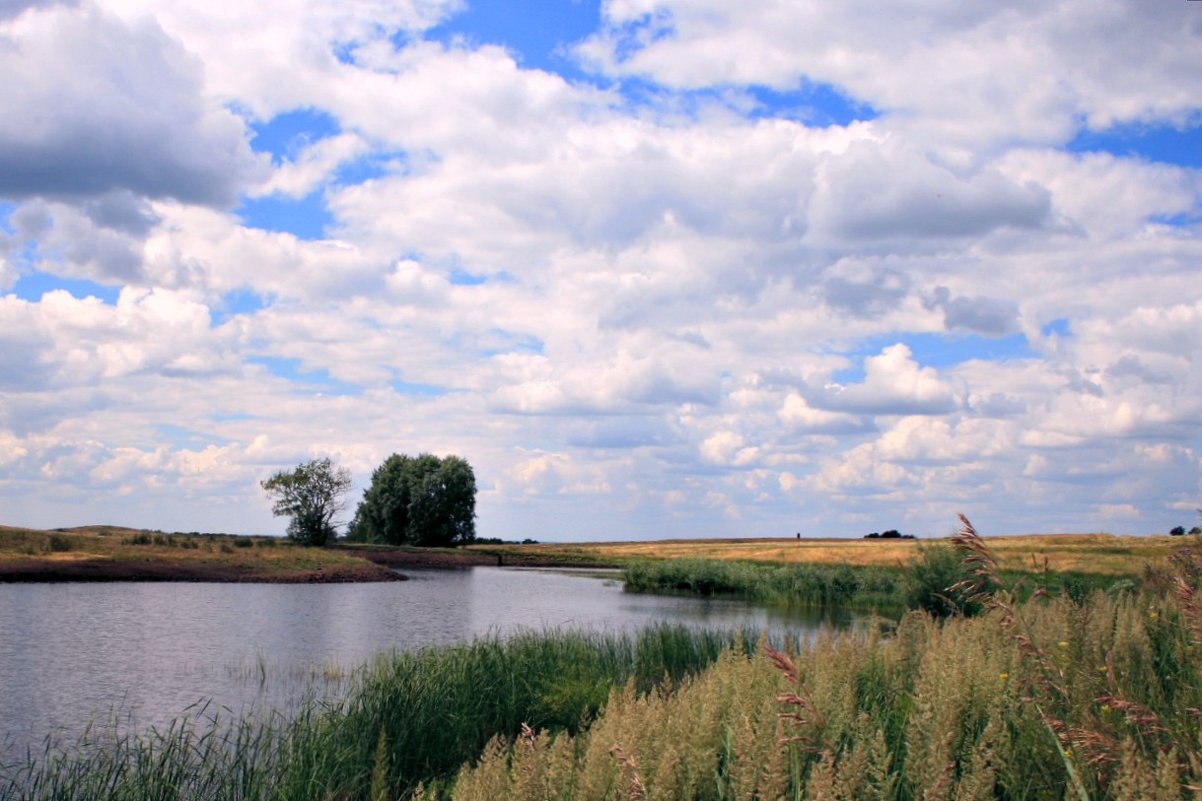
796 532 800 540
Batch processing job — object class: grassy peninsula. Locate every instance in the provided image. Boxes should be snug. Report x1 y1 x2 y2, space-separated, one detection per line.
0 524 402 583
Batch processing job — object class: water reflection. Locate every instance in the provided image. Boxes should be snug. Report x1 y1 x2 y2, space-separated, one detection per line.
0 566 844 760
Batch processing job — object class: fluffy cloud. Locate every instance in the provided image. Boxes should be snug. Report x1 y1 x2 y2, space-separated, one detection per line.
1 0 1199 538
811 345 959 416
0 5 263 206
579 0 1202 151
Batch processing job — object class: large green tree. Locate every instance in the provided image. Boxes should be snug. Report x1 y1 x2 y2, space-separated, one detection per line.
261 457 352 546
348 453 476 546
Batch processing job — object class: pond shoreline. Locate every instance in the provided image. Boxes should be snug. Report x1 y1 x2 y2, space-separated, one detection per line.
343 543 622 571
0 555 406 583
0 524 617 584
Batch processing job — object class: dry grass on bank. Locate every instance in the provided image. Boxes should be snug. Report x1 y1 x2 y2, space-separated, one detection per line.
0 524 386 580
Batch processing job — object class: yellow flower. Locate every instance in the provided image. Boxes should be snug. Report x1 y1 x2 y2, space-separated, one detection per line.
1100 704 1111 713
1149 611 1159 620
999 672 1009 682
1098 665 1108 673
1058 640 1069 649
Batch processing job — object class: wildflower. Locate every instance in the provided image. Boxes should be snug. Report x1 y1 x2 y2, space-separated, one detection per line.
1058 640 1069 649
999 672 1009 682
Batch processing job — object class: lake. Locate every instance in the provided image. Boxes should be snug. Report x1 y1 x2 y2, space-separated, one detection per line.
0 566 843 762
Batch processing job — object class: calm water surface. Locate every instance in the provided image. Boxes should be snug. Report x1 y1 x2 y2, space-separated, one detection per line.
0 567 842 760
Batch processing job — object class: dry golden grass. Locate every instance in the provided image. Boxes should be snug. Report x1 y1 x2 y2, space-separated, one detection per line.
478 532 1186 576
0 523 384 578
421 579 1202 801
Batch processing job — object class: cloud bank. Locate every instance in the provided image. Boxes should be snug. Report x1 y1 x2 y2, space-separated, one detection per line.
1 0 1200 539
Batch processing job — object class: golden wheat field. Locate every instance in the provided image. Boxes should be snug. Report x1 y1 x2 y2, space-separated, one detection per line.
478 532 1187 576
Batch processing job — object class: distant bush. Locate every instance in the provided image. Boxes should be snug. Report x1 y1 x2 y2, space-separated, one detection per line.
865 529 916 539
1172 526 1187 536
472 537 540 545
1192 527 1202 536
256 538 276 548
904 543 983 617
126 532 154 546
233 537 254 548
46 534 73 553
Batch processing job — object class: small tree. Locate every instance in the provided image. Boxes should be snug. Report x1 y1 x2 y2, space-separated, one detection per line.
261 457 352 546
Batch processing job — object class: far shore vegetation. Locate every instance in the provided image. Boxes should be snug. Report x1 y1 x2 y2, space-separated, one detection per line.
0 518 1191 594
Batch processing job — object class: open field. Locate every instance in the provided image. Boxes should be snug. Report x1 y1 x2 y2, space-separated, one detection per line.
4 523 1189 583
0 524 401 582
472 532 1189 576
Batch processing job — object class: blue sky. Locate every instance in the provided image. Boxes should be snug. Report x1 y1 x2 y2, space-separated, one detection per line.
1 0 1201 539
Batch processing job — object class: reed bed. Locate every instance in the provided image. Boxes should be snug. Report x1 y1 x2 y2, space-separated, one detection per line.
622 558 902 610
424 574 1202 800
622 549 1116 614
0 626 742 801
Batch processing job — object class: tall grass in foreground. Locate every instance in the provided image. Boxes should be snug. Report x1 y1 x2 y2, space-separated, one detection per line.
0 626 743 801
426 525 1202 801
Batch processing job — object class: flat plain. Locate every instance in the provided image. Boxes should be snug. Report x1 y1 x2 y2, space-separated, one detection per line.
470 531 1188 575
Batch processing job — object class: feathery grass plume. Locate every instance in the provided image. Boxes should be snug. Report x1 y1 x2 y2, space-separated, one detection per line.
509 723 549 801
903 642 960 801
445 736 510 801
645 744 681 801
609 744 647 801
804 749 838 801
370 726 390 801
1110 738 1184 801
764 644 825 751
950 515 1094 796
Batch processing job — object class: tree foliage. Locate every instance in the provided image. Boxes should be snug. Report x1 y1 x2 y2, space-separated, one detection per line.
347 453 476 546
261 457 352 546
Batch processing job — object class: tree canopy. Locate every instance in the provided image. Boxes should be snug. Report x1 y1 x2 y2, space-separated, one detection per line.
261 457 352 546
347 453 476 546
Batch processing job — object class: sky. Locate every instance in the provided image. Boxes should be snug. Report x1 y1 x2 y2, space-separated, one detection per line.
1 0 1200 541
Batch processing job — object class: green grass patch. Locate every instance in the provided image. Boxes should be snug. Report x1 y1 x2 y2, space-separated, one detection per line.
623 550 1131 614
624 557 904 610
